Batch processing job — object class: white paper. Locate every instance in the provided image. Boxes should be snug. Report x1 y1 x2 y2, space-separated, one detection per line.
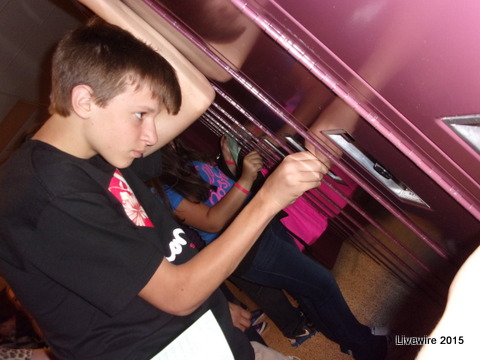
150 310 234 360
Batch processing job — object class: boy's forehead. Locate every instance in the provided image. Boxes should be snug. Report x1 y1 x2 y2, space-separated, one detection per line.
110 83 165 112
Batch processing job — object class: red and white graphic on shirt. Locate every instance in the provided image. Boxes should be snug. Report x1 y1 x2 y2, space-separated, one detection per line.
108 169 154 227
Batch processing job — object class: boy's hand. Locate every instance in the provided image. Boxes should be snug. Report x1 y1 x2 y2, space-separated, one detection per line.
258 151 329 212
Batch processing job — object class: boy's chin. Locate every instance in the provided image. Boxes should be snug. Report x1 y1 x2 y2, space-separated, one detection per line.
105 156 135 169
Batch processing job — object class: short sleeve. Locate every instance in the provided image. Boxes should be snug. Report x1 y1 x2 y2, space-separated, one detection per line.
163 186 185 211
29 191 164 316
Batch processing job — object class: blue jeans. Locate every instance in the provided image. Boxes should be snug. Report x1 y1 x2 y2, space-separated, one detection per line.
228 274 306 338
241 220 385 359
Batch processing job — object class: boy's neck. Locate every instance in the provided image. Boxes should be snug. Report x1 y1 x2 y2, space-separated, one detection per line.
33 114 96 159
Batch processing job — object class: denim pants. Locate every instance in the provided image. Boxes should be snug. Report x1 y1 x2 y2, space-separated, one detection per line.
229 274 306 338
241 220 380 358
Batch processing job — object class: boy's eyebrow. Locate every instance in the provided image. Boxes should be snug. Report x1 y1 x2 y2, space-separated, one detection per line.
135 105 161 113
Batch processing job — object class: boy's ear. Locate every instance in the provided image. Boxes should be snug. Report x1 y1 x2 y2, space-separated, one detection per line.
71 85 94 118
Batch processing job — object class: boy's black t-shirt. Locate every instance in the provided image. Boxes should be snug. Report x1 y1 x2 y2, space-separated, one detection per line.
0 140 253 360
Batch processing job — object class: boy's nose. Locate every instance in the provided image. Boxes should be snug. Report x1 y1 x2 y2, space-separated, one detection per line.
143 121 158 146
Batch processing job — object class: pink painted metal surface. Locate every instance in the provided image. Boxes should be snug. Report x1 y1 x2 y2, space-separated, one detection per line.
231 0 480 220
122 0 479 297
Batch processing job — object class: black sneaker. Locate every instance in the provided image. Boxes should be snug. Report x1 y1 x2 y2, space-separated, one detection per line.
288 325 317 347
250 309 266 327
254 321 268 335
350 334 391 360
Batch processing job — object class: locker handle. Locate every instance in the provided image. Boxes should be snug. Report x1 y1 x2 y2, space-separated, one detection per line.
373 163 392 180
323 129 430 208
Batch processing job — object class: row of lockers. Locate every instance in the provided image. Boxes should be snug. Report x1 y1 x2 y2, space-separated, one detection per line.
80 0 480 302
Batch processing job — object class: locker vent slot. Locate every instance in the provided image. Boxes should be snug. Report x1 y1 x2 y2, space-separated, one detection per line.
441 115 480 154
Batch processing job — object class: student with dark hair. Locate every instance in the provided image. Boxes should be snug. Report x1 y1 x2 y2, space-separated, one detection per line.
155 138 391 360
0 18 326 360
153 139 316 347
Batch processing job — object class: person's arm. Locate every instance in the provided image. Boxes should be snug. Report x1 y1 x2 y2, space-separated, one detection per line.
415 246 480 360
174 150 263 233
31 349 57 360
77 0 215 154
132 0 262 83
139 151 327 316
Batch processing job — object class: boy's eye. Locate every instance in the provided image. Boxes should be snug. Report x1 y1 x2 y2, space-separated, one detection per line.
135 112 145 120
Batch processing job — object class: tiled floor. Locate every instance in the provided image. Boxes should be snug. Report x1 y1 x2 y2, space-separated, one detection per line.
228 240 447 360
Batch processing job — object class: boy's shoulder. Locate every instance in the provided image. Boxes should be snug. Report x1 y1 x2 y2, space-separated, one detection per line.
1 140 114 196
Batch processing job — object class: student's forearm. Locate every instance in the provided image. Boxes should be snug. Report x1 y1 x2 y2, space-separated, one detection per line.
203 178 254 231
190 150 262 232
196 194 276 277
147 195 275 315
176 177 255 233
